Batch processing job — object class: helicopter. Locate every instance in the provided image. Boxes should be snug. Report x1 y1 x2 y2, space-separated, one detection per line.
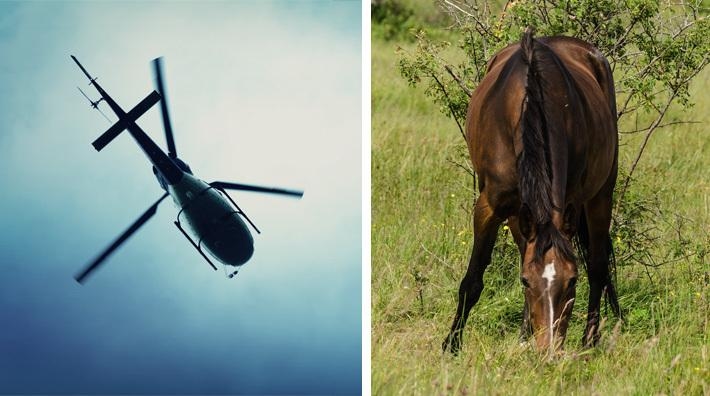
71 55 303 284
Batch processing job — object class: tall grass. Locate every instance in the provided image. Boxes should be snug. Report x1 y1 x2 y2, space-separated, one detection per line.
371 6 709 394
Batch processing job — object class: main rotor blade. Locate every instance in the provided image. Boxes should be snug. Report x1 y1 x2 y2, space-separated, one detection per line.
75 193 169 284
211 181 304 198
152 57 177 158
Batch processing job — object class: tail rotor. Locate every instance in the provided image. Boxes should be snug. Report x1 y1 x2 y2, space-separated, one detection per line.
77 86 110 123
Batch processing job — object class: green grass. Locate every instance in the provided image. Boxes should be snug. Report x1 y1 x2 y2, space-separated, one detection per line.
371 7 710 395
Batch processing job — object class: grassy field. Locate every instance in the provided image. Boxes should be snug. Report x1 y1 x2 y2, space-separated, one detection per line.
371 2 710 394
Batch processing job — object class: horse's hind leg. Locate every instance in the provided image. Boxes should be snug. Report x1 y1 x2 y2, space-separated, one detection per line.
443 193 502 354
506 215 532 342
581 181 621 346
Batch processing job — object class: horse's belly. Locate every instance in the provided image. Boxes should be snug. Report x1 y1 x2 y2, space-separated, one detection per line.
568 139 616 202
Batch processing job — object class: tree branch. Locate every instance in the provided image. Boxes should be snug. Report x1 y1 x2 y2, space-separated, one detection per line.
431 73 467 141
616 92 677 212
619 120 700 134
444 64 473 97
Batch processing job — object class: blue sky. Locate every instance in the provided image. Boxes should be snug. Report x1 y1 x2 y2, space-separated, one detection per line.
0 1 361 394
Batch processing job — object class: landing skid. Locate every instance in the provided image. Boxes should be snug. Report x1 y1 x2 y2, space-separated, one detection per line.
174 220 239 279
173 219 218 271
211 184 261 234
172 184 260 278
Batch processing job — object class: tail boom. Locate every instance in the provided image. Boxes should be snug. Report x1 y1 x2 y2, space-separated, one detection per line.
72 55 184 185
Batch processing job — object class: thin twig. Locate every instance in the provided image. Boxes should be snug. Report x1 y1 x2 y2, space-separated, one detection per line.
448 158 475 177
616 92 677 212
619 120 700 134
431 73 467 141
444 64 473 97
441 0 475 18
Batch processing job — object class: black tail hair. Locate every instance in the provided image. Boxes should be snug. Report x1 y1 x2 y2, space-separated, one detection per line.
518 27 553 228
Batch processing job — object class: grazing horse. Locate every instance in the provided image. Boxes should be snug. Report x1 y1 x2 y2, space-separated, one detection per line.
442 28 621 354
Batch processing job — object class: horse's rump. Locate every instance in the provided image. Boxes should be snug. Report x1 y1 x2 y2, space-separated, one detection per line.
466 33 617 219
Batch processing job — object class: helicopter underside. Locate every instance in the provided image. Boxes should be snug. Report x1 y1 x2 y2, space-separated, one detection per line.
169 173 254 267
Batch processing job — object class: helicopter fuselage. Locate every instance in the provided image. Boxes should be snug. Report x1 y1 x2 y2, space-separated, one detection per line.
168 173 254 266
71 55 301 283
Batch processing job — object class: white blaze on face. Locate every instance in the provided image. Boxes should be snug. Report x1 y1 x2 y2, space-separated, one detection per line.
542 260 556 349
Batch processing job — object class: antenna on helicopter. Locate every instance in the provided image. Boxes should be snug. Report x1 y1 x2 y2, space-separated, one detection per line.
77 86 111 123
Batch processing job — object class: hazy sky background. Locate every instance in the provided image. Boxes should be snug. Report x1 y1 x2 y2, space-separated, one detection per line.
0 1 361 394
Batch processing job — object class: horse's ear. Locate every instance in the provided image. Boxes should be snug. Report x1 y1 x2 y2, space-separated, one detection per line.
562 203 577 236
519 203 534 240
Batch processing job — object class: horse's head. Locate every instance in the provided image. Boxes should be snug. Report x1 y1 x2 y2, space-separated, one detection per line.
519 204 578 352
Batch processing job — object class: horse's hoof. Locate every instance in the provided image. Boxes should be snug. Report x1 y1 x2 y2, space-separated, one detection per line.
442 335 460 355
581 331 600 348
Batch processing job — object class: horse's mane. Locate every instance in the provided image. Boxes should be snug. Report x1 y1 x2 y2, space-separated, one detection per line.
517 27 576 263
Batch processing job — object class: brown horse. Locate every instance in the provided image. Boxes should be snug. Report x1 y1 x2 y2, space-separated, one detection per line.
442 28 621 354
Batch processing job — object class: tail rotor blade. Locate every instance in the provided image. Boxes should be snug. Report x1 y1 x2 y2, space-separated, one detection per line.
96 107 112 123
152 57 177 158
77 86 92 102
75 193 169 284
210 181 304 198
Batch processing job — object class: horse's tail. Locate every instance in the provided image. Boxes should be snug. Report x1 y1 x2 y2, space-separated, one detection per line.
575 207 591 270
605 235 622 318
518 27 553 226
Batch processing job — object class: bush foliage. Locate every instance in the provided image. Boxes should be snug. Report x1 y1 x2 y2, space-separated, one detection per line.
390 0 708 270
397 0 708 191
